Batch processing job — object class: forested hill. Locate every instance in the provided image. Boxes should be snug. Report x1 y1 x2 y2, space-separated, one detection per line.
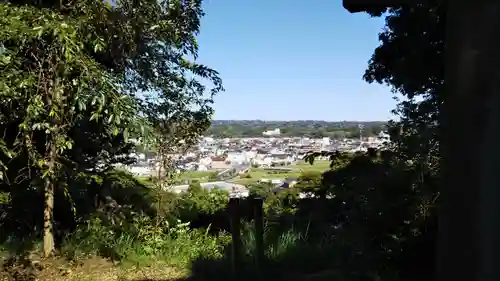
206 120 387 138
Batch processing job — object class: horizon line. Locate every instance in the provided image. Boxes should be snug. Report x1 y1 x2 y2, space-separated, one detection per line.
211 119 388 122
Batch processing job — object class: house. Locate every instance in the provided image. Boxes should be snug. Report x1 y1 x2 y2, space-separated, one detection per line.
227 152 246 165
210 156 231 170
197 164 209 172
211 156 226 162
263 128 280 136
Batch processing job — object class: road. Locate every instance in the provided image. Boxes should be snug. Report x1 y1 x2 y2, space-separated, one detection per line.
216 164 250 181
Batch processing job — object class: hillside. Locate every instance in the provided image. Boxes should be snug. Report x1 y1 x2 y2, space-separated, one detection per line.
206 120 387 138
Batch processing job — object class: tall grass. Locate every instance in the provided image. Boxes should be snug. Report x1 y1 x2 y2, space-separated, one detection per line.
238 221 341 276
61 216 231 268
1 167 344 280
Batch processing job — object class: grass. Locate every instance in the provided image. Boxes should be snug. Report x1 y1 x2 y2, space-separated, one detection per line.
0 217 231 281
229 160 331 185
0 224 337 281
186 223 343 281
61 217 231 266
176 171 215 183
0 184 339 281
180 171 214 180
13 225 337 281
137 171 216 186
0 161 339 281
293 160 331 171
0 255 188 281
139 161 332 186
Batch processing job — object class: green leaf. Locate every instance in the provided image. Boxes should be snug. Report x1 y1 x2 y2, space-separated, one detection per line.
78 100 86 111
0 56 11 65
32 26 44 37
4 150 13 159
123 128 129 141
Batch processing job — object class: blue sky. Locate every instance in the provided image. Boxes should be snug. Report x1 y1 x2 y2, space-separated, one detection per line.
196 0 396 121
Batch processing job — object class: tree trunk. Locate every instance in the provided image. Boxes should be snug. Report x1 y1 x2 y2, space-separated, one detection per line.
43 140 56 257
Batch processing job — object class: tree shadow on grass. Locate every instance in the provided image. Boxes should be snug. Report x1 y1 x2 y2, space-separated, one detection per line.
185 244 346 281
131 235 355 281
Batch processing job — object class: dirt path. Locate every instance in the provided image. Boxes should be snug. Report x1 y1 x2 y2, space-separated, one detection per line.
0 255 186 281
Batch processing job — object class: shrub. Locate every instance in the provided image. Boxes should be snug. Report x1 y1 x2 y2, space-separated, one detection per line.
240 173 252 179
62 215 231 267
208 172 219 181
175 185 229 223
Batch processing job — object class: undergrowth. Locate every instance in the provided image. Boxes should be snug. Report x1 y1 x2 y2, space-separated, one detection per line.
0 169 342 280
61 214 231 268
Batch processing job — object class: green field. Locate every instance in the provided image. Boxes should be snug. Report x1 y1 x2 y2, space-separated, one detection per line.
293 159 331 171
138 160 331 186
229 160 331 185
162 170 216 184
180 171 214 180
137 170 215 186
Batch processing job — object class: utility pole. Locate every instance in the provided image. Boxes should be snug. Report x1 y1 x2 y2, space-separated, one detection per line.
358 124 364 142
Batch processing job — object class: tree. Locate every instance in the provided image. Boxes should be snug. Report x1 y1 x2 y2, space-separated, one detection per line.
206 120 386 138
0 0 222 256
364 4 443 166
292 5 444 278
361 4 443 279
294 171 322 196
1 4 138 256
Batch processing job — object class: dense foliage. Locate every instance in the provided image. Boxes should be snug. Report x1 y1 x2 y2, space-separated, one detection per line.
206 120 386 138
0 0 222 257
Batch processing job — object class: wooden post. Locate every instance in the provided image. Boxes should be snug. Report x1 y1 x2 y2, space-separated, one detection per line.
229 197 241 279
439 1 500 281
253 197 265 279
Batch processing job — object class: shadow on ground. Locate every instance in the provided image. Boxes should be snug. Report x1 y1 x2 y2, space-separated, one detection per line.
129 239 355 281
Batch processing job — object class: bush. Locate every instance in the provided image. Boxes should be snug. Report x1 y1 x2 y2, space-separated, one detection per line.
177 184 229 219
62 215 231 266
208 172 219 181
240 173 252 179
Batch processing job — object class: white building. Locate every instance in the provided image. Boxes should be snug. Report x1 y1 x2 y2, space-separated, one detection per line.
244 151 257 160
263 128 281 136
321 137 331 147
199 157 212 167
197 164 209 172
253 157 272 167
227 152 247 165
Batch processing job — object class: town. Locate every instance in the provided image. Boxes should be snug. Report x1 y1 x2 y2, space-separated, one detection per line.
118 128 391 197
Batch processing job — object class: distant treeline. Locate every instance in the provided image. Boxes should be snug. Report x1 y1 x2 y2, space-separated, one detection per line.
206 120 387 138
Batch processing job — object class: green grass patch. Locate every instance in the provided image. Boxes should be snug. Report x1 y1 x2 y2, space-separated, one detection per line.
136 171 216 186
179 171 213 180
230 160 331 185
293 159 331 171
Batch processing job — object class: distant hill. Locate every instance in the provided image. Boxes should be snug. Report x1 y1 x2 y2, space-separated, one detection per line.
207 120 387 138
211 120 385 125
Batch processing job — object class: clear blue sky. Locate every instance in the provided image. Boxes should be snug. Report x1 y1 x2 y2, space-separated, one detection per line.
196 0 396 121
